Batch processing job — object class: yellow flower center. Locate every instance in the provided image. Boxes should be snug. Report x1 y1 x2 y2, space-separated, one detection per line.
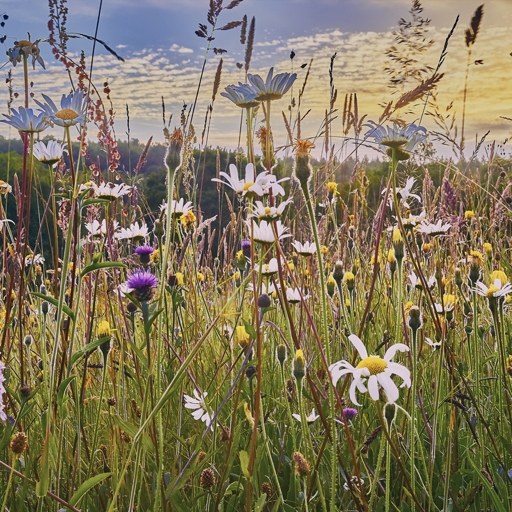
55 108 79 120
486 285 500 297
357 356 388 375
17 40 33 48
264 207 271 215
243 181 255 191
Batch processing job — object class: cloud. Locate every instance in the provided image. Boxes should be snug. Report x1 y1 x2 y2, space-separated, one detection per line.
1 22 511 159
170 43 194 54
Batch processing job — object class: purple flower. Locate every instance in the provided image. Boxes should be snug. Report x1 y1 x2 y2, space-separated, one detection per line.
342 408 358 422
126 268 158 302
134 245 154 265
241 239 251 259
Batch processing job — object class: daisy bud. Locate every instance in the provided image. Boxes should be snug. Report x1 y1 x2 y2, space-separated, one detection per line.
387 248 396 274
276 344 287 366
455 268 463 288
24 334 33 347
392 228 404 262
407 305 423 333
344 271 355 292
384 402 397 429
464 210 475 221
333 261 344 285
42 300 49 315
292 349 306 381
154 219 164 239
327 273 336 297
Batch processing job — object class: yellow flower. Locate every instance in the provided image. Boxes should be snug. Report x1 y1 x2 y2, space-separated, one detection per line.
288 261 295 272
150 249 161 263
392 227 402 243
443 294 456 310
327 182 339 195
197 271 205 282
235 325 250 346
422 243 432 254
469 250 483 265
387 248 396 264
490 270 508 286
97 320 111 338
464 210 475 220
233 271 241 281
181 210 197 228
483 243 492 255
321 245 328 255
175 272 184 286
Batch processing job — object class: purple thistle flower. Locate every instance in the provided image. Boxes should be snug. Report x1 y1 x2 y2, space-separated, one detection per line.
126 268 158 302
342 408 358 422
241 239 251 259
134 244 154 265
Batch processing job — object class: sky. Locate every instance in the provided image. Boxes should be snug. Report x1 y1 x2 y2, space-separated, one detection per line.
1 0 512 160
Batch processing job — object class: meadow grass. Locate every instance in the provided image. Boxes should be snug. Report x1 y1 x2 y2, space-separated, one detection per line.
0 1 511 511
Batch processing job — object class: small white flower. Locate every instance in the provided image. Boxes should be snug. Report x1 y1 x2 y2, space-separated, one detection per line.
257 173 289 197
94 182 132 201
286 287 309 304
292 409 319 423
399 210 427 230
385 177 421 210
416 220 451 236
115 222 149 241
250 199 291 221
184 390 214 427
247 220 291 244
33 140 66 167
160 198 193 218
258 258 279 276
425 337 441 351
212 163 266 197
408 272 436 290
364 120 427 152
292 241 317 256
85 219 119 238
25 254 44 266
329 334 411 405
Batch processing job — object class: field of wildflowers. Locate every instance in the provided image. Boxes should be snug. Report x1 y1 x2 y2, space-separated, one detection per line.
0 1 512 511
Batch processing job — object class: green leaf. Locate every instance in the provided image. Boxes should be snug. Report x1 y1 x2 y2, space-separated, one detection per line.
57 376 76 408
241 318 256 339
31 292 75 322
80 261 126 277
467 456 507 512
70 337 111 366
254 493 267 512
144 308 163 335
239 450 250 480
69 472 112 507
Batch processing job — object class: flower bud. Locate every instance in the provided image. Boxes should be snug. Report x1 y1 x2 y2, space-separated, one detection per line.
292 349 306 381
276 344 287 366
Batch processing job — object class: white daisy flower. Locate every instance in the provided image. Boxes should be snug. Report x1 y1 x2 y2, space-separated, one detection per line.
291 241 317 256
160 198 193 218
25 254 44 266
184 390 214 428
364 120 427 152
416 220 451 236
258 258 279 276
286 287 310 304
212 163 266 197
115 222 149 242
246 220 291 244
399 210 427 230
385 177 422 210
425 337 441 351
85 219 119 238
35 89 88 127
250 199 291 221
408 271 436 291
0 106 47 133
94 182 132 201
257 173 289 197
292 409 319 423
329 334 411 405
474 272 512 298
246 67 297 102
33 140 66 167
